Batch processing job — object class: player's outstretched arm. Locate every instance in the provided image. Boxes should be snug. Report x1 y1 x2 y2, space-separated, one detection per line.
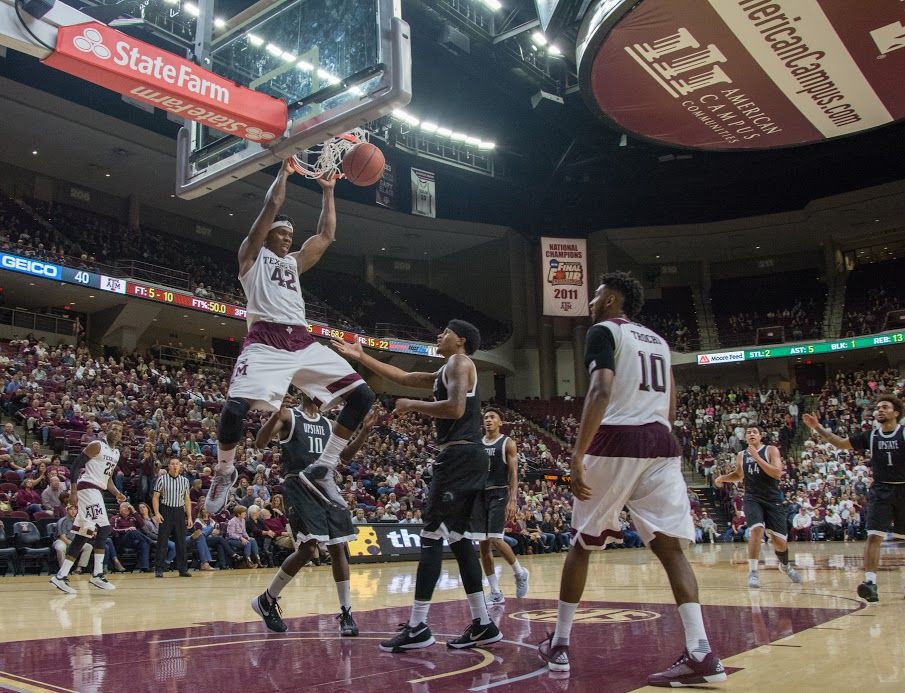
714 452 744 487
340 410 378 462
294 172 339 274
255 407 291 449
106 478 126 503
239 160 293 276
504 437 519 520
331 338 438 388
802 412 853 450
396 353 470 419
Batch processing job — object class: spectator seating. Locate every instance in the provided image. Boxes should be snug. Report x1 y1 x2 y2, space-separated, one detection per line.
387 282 512 348
637 286 699 352
711 269 826 347
840 258 905 337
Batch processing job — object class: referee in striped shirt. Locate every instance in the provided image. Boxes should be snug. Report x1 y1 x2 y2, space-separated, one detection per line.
153 458 192 578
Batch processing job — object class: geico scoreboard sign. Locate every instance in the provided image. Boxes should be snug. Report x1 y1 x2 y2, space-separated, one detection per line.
577 0 905 149
43 23 287 143
347 524 461 562
0 253 62 280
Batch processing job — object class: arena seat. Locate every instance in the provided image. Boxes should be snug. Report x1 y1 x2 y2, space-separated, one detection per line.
13 521 50 574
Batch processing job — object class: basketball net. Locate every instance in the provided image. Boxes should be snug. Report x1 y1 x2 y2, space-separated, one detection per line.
289 128 369 178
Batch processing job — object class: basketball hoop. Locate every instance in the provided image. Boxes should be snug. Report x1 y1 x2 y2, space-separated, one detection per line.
289 128 370 178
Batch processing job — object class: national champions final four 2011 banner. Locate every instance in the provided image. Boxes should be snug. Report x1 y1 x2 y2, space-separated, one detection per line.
541 237 589 317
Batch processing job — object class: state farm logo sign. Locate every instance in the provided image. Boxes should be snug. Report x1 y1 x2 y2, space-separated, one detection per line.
45 22 287 144
74 27 111 59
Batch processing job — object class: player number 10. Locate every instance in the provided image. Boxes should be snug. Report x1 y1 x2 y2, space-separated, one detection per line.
638 351 667 393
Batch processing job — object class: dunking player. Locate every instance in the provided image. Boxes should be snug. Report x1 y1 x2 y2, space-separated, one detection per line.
332 321 503 651
50 421 126 594
251 392 376 634
538 272 725 686
470 407 529 603
803 396 905 602
715 426 801 588
205 162 375 514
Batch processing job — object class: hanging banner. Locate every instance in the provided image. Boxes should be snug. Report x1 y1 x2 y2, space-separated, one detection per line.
541 237 589 317
576 0 905 150
43 22 287 143
411 168 436 218
376 162 396 209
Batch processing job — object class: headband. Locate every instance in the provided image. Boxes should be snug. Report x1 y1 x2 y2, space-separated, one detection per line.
270 220 294 232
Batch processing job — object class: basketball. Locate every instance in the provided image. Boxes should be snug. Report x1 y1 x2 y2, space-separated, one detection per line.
342 142 385 186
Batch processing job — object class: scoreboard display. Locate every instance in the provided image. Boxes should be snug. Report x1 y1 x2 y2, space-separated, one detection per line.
2 251 438 358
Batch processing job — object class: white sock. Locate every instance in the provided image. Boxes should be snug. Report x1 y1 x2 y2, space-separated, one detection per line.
216 446 236 475
678 602 711 661
336 580 351 610
315 434 348 470
467 591 491 625
553 601 578 646
748 559 758 572
57 558 75 579
93 553 105 576
266 569 293 600
865 571 877 584
487 572 500 592
512 560 524 575
409 599 430 628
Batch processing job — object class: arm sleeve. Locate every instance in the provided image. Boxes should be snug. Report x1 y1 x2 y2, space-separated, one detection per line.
584 325 616 374
847 431 868 452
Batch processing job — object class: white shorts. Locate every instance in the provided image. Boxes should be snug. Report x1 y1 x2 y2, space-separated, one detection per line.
571 455 694 550
73 487 109 537
228 341 363 412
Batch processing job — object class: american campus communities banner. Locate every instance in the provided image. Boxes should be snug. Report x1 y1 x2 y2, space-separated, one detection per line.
411 167 436 218
580 0 905 150
541 237 589 317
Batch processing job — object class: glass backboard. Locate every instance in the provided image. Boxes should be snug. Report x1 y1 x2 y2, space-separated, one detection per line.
176 0 410 198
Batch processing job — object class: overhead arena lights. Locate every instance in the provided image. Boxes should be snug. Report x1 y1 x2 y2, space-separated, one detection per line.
391 110 496 149
479 0 503 10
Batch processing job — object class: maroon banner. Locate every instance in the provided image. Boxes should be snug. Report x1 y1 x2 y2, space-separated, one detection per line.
578 0 905 149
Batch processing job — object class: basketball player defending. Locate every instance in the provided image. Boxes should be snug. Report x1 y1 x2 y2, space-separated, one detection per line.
471 407 529 603
332 321 503 651
251 393 376 634
715 426 801 588
50 421 126 594
205 162 376 514
803 396 905 602
538 273 725 686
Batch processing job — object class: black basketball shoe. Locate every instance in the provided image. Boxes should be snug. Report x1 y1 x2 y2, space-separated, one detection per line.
337 607 359 636
251 592 287 632
446 619 502 649
858 581 879 603
379 623 436 652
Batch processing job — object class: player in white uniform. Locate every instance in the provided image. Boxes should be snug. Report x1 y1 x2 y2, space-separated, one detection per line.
50 421 126 594
205 162 375 513
538 273 725 687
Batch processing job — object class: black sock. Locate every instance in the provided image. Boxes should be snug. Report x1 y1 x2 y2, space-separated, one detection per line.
775 549 789 566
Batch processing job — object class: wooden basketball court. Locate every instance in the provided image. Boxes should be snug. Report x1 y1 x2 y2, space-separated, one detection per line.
0 541 901 692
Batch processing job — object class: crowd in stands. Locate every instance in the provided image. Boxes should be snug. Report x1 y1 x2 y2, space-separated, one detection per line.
841 258 905 338
711 270 826 347
0 334 655 575
388 282 512 349
637 287 699 352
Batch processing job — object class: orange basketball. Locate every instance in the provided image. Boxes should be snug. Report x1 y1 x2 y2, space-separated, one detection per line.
342 142 386 186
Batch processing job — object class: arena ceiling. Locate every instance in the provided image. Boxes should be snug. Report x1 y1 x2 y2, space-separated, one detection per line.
0 0 903 245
